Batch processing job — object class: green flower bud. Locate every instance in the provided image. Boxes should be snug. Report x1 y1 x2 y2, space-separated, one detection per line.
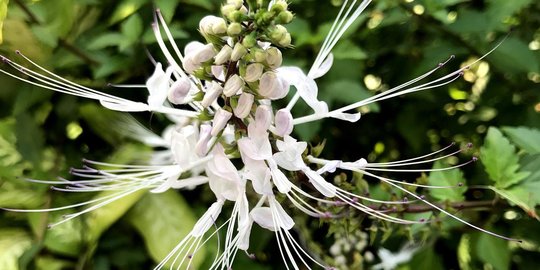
227 22 242 36
227 0 243 9
266 47 282 69
251 47 267 63
227 10 247 22
231 43 248 61
276 11 294 24
278 32 291 47
269 25 287 43
221 4 236 18
271 0 288 14
242 33 257 48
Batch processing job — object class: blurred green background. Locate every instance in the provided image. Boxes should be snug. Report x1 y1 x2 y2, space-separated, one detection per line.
0 0 539 269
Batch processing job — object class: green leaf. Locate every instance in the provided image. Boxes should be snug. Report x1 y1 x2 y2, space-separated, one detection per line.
0 228 32 270
127 191 203 268
35 256 75 270
501 126 540 154
155 0 181 22
332 40 367 60
28 211 84 257
0 0 9 44
409 247 444 270
87 33 125 50
486 0 532 31
428 160 467 201
480 127 529 188
86 189 146 243
488 37 539 74
15 113 45 168
120 14 143 51
320 80 375 112
109 0 147 25
475 232 510 270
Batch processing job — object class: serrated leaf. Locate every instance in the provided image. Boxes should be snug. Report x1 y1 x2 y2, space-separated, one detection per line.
502 126 540 154
476 232 510 270
0 228 32 270
428 161 467 201
126 191 203 268
490 186 539 220
480 127 529 188
0 0 9 44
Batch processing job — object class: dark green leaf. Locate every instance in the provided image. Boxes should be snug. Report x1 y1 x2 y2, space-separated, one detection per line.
15 113 44 168
476 232 510 270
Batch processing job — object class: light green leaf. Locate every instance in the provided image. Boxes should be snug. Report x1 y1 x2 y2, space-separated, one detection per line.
0 0 9 44
28 211 84 257
109 0 146 25
476 232 510 270
501 126 540 154
35 256 75 270
428 161 467 201
155 0 181 22
86 189 146 243
480 127 529 188
120 13 143 50
409 247 444 270
0 228 32 270
127 191 203 268
490 186 539 220
87 33 125 50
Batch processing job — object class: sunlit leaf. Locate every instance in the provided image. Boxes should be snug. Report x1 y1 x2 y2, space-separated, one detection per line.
502 126 540 154
480 127 529 188
127 191 203 268
0 0 9 44
476 232 510 270
428 161 467 201
0 228 32 270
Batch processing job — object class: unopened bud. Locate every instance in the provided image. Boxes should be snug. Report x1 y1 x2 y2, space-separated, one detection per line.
214 45 232 65
201 81 223 108
227 10 247 22
168 77 191 104
269 25 287 42
231 43 248 61
278 33 291 47
233 92 254 118
271 0 288 13
194 43 216 63
196 124 212 157
227 22 242 36
266 47 282 69
199 16 227 35
211 108 232 136
259 71 289 100
221 4 236 17
276 11 294 24
245 63 264 82
223 74 244 97
242 33 257 48
252 47 267 63
274 109 293 136
227 0 243 9
254 105 272 132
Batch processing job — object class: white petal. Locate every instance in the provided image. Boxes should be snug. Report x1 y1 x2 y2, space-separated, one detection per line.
330 111 361 122
251 207 276 231
269 196 294 230
304 169 336 197
192 201 224 237
310 53 334 79
270 166 292 194
99 100 148 112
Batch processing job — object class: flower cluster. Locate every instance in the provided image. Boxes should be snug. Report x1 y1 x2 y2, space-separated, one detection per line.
0 0 519 269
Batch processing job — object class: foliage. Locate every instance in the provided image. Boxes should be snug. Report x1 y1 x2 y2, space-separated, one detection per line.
0 0 539 269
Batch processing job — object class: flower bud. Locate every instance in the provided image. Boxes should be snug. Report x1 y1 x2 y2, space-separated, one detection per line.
251 47 267 63
254 105 273 131
274 109 293 136
242 33 257 48
168 77 191 105
265 47 282 69
269 25 287 42
227 0 243 9
227 10 247 22
211 108 232 136
276 11 294 24
201 81 223 108
221 4 236 17
211 65 225 81
231 43 248 61
233 92 254 118
214 45 232 65
194 43 216 63
278 32 291 47
200 16 227 35
245 63 264 82
227 22 242 36
196 124 212 157
271 0 288 13
223 74 244 97
259 71 289 99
